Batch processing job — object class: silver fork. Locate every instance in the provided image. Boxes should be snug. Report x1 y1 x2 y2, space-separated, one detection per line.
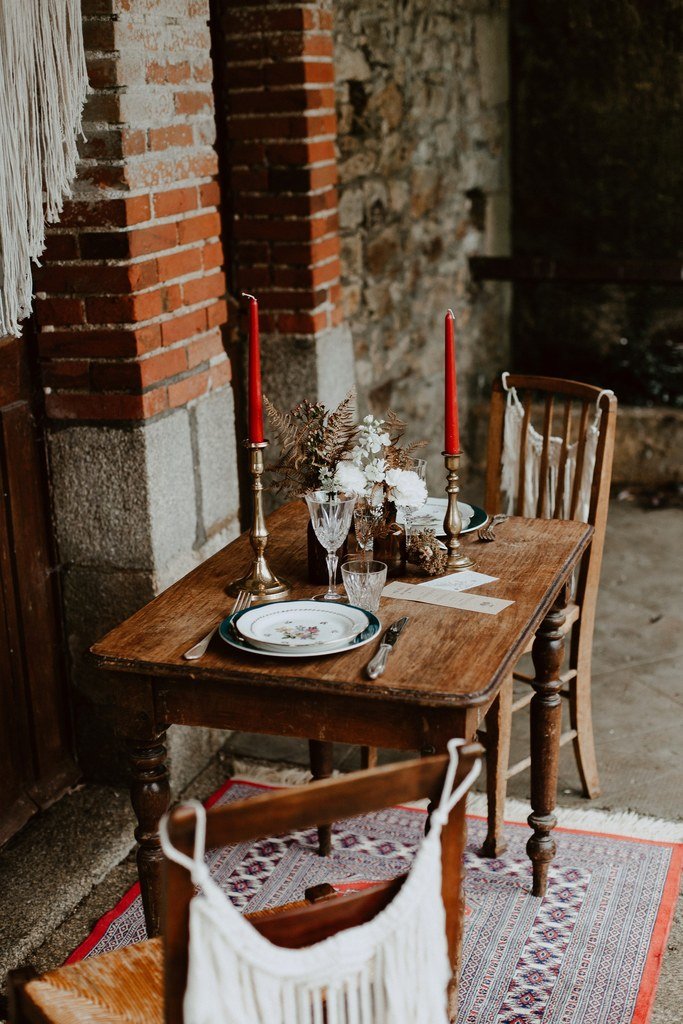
183 589 251 660
477 514 508 542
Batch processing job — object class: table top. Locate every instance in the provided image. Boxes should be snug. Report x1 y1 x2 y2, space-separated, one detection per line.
92 502 592 708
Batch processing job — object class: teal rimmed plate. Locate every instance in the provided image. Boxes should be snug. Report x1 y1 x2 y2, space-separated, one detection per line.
219 603 381 659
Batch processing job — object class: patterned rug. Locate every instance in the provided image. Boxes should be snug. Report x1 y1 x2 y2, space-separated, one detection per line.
68 777 682 1024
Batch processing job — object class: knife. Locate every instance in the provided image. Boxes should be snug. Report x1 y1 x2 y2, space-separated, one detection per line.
366 617 409 679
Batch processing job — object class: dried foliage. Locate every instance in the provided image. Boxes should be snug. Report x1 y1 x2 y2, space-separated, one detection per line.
407 529 448 575
383 410 428 470
265 391 358 497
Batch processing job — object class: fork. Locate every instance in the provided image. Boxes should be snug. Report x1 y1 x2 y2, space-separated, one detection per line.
477 514 508 543
182 589 251 660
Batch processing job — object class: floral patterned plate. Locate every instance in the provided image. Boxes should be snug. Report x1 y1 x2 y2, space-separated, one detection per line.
219 606 380 659
232 600 371 651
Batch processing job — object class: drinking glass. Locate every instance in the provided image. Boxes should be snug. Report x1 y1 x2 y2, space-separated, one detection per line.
402 457 428 538
305 491 357 602
341 559 388 614
353 496 385 561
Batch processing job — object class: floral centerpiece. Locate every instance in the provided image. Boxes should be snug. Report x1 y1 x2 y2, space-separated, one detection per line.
265 393 443 577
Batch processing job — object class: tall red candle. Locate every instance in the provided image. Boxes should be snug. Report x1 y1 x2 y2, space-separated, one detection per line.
444 309 460 453
243 292 264 443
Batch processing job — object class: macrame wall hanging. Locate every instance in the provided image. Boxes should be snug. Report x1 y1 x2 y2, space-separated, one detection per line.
0 0 88 337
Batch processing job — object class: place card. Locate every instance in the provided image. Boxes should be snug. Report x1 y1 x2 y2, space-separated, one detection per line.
383 581 513 616
417 569 499 593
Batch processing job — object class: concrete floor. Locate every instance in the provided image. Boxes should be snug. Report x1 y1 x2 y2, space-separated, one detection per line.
1 500 681 1021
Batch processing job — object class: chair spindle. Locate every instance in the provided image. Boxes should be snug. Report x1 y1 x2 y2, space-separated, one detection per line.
553 400 573 518
569 401 591 519
515 393 533 516
536 395 554 517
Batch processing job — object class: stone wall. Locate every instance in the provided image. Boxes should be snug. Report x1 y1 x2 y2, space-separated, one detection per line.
333 0 511 489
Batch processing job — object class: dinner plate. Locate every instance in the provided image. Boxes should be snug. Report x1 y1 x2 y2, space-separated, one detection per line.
219 608 381 659
404 498 487 537
234 600 370 650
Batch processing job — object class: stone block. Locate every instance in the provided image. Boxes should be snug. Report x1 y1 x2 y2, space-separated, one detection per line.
316 325 357 411
193 387 241 539
475 13 509 107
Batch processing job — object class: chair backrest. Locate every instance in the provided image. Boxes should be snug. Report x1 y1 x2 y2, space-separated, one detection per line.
485 374 617 614
162 743 482 1024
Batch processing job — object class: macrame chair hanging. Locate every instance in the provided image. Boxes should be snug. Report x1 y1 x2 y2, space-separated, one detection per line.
499 374 613 524
160 739 481 1024
0 0 88 336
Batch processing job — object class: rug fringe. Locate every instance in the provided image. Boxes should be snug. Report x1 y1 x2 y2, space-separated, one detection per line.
467 793 683 842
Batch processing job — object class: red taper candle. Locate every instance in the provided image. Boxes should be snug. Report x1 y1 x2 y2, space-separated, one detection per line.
444 309 460 453
243 292 264 443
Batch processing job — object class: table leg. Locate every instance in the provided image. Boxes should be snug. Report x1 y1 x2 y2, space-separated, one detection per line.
527 588 568 898
129 728 170 937
308 739 333 856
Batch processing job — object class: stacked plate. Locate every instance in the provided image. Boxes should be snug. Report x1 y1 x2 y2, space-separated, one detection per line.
399 498 487 537
219 600 380 659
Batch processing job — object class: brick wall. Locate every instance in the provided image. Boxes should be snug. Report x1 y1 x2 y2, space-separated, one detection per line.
35 0 230 424
212 0 355 443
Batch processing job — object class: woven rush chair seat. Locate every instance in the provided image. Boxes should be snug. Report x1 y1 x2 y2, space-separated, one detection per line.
16 939 162 1024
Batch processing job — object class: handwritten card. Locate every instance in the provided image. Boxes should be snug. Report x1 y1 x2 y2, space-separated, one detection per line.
417 569 499 593
383 581 513 616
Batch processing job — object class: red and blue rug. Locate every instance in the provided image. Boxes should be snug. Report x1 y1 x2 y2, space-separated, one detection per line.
68 776 682 1024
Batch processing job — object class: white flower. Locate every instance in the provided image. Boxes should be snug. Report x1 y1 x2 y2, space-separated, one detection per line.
364 458 387 483
388 469 428 508
333 461 367 495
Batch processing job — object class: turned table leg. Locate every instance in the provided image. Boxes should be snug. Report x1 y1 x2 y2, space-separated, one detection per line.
308 739 333 856
130 728 170 937
527 588 568 898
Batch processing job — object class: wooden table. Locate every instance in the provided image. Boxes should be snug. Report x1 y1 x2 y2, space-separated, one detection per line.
92 502 591 995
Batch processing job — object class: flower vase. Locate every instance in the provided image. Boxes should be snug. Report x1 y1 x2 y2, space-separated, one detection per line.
307 521 348 586
373 501 406 577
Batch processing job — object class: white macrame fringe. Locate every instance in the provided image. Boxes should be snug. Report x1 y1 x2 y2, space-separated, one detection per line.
0 0 88 336
467 792 683 843
500 384 599 524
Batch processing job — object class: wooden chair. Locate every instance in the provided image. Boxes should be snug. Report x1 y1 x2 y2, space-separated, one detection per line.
9 744 481 1024
479 374 617 857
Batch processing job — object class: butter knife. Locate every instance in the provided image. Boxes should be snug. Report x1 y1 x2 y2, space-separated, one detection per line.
366 617 409 679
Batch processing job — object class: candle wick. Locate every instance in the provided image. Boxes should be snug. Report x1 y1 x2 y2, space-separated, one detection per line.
447 308 455 318
241 291 257 302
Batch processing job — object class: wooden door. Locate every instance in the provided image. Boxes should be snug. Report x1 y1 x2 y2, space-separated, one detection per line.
0 333 78 845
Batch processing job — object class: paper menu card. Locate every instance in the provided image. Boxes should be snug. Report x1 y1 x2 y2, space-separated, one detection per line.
417 569 499 593
383 581 513 616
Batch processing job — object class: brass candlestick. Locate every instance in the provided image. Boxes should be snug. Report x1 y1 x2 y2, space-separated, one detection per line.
227 440 290 602
443 451 475 571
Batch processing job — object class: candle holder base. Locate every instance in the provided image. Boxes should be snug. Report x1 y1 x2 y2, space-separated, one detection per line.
226 440 290 604
442 450 476 572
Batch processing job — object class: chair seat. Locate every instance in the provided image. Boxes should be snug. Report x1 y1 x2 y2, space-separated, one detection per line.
521 600 580 655
21 939 162 1024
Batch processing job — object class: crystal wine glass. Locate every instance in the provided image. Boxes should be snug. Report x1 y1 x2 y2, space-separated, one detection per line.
402 457 428 538
305 491 357 602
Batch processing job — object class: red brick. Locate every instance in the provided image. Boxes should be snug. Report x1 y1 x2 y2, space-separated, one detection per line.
229 87 335 117
45 387 168 421
161 308 208 346
272 235 340 265
266 139 336 166
168 369 210 408
209 358 231 389
146 60 191 85
37 325 162 359
199 180 221 208
128 222 178 257
174 91 213 116
42 234 79 260
277 310 327 334
187 331 225 368
202 239 224 271
148 124 194 151
153 186 198 219
206 298 228 329
80 232 129 259
161 284 184 312
82 18 116 51
35 297 85 327
41 360 91 389
177 211 222 245
181 271 226 306
266 33 334 61
122 129 147 157
128 260 159 292
157 248 203 282
86 56 119 89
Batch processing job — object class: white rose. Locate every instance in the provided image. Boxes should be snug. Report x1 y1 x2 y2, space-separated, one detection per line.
333 461 366 495
384 468 402 487
390 469 428 508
